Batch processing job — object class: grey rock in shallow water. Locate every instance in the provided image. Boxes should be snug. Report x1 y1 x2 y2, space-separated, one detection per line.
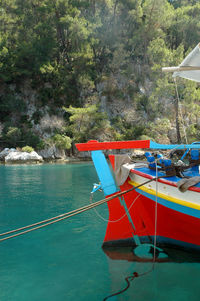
5 151 43 163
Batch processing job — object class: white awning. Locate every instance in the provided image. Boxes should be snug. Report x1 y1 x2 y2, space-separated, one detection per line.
173 43 200 82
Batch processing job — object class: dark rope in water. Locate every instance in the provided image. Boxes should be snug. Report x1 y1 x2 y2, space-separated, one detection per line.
103 261 155 300
103 163 161 300
103 272 139 300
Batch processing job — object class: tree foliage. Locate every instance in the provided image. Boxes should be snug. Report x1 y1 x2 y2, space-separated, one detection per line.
1 0 200 147
63 104 115 142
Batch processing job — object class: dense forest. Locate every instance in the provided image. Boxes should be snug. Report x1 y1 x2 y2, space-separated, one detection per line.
1 0 200 154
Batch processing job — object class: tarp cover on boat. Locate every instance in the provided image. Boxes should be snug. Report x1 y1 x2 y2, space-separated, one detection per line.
173 43 200 82
114 154 147 186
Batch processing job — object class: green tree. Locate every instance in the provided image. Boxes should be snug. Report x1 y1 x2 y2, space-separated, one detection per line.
51 134 72 150
3 127 22 147
64 104 114 142
147 37 200 143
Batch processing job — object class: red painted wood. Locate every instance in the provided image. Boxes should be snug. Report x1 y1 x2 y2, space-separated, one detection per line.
108 155 115 170
76 140 150 151
139 191 200 246
103 179 200 246
104 193 135 242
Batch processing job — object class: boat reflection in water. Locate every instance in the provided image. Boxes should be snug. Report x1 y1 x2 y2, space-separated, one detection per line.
103 244 200 263
102 245 200 301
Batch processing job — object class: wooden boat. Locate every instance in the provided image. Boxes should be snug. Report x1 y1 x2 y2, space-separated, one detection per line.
76 44 200 255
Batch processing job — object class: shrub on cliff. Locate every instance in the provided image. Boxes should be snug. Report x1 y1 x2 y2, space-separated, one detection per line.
22 146 34 153
51 134 72 150
64 104 114 142
3 127 22 147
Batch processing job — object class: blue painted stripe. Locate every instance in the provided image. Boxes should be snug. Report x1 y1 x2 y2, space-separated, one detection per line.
150 140 200 150
91 150 119 196
136 188 200 219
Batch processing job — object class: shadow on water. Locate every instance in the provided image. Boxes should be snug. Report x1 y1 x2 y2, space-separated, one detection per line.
102 245 200 300
103 245 200 263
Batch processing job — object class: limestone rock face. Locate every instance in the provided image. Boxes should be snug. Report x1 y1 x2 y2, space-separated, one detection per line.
131 150 145 159
5 151 43 163
54 148 66 159
37 146 66 160
38 146 56 159
76 151 91 159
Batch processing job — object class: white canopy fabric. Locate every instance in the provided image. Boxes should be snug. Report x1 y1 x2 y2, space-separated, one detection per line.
173 43 200 82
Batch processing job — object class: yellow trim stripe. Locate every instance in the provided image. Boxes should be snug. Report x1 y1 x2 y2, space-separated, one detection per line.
129 180 200 211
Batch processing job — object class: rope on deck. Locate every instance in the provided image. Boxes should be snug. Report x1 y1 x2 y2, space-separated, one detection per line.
0 176 163 242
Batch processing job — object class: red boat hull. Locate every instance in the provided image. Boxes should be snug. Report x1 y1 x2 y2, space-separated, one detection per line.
104 181 200 250
103 157 200 252
75 140 200 253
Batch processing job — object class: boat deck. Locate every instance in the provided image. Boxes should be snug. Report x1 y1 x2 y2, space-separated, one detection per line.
131 166 200 190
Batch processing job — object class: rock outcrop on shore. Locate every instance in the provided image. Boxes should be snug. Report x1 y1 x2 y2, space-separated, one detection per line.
0 147 146 164
37 146 66 160
0 148 43 163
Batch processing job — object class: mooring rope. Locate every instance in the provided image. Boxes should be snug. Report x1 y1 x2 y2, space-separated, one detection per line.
103 161 161 300
0 176 164 243
103 272 139 300
0 196 120 242
89 193 141 223
103 264 154 300
153 160 159 264
0 197 110 237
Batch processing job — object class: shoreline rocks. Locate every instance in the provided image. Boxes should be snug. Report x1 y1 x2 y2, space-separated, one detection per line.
0 148 43 164
37 146 66 160
0 148 17 161
0 146 146 164
0 148 88 164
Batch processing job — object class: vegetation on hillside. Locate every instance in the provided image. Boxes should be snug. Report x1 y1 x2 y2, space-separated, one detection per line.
1 0 200 151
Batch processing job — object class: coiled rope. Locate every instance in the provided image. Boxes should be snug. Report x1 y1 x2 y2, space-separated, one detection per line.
0 176 163 243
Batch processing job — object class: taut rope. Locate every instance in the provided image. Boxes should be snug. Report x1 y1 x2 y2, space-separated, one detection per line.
0 176 163 242
103 161 161 300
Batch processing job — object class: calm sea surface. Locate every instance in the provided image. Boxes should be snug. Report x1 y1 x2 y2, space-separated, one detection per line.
0 163 200 301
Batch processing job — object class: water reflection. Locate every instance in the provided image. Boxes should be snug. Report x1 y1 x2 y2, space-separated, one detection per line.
103 245 200 263
103 245 200 300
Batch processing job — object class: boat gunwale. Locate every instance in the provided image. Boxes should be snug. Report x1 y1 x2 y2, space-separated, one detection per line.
130 168 200 192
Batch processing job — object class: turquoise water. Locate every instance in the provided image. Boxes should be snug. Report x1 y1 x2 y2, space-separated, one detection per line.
0 163 200 301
